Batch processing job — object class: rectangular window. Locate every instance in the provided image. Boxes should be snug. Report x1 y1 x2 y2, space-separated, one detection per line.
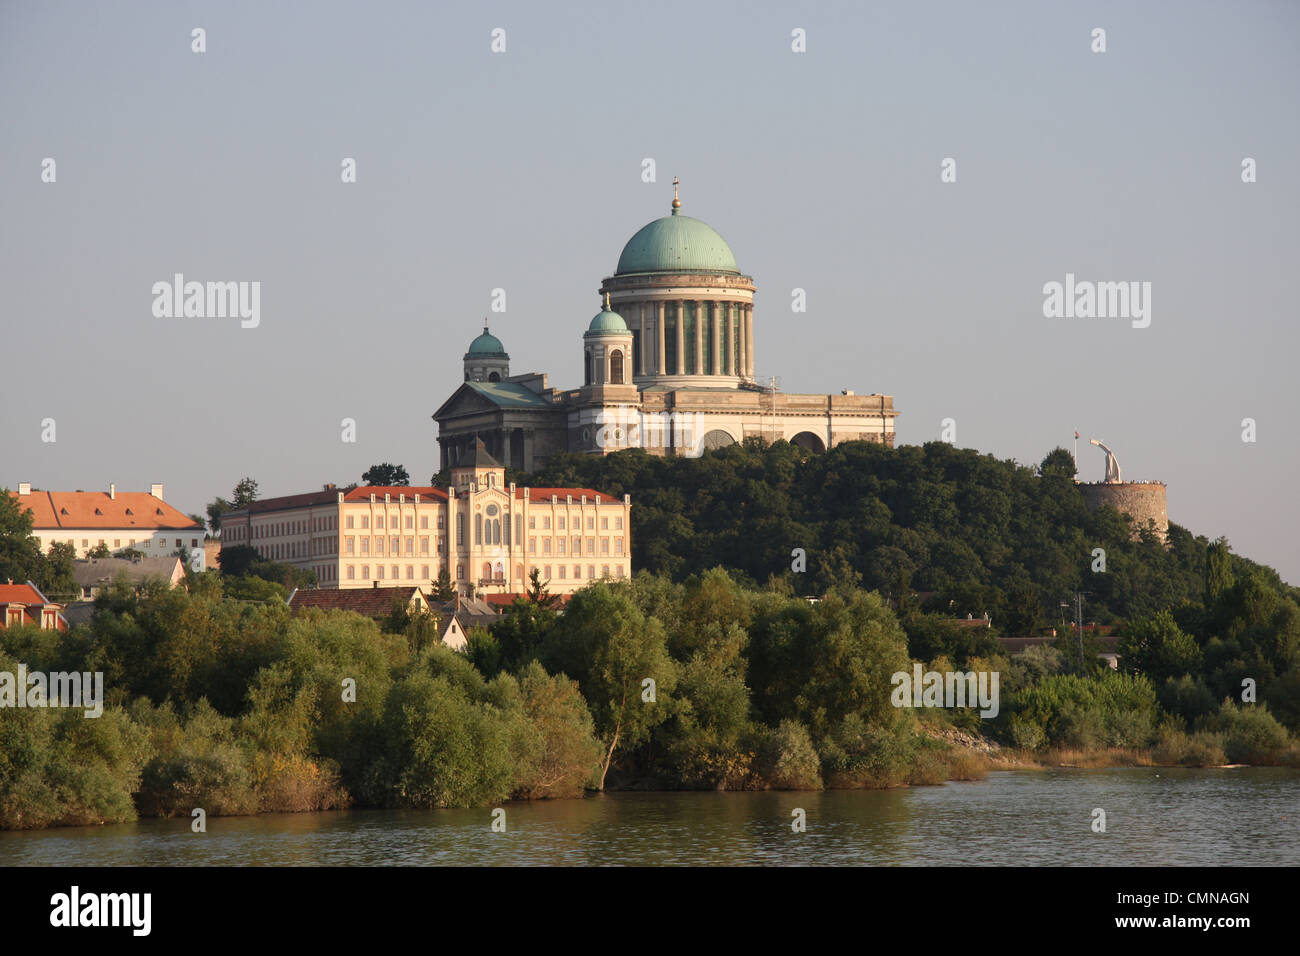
616 517 624 530
406 566 414 579
438 515 445 529
175 539 182 547
361 516 369 529
588 565 596 579
602 538 609 554
347 516 354 529
376 516 384 529
543 517 551 530
602 565 610 578
377 566 385 579
406 516 414 529
529 537 536 553
587 517 594 530
391 565 398 580
616 537 624 554
421 565 429 578
601 517 608 530
113 539 120 547
361 539 370 555
558 539 566 555
543 539 551 554
574 565 582 579
617 565 625 579
346 538 354 554
420 537 429 555
362 565 369 578
391 536 399 554
559 516 566 530
529 516 536 529
376 539 384 555
347 566 355 579
586 537 595 554
544 565 552 579
559 566 567 579
421 516 428 529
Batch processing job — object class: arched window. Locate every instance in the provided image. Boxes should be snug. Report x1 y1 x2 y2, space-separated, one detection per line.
475 513 482 544
488 371 500 382
456 563 464 580
492 519 501 543
584 349 593 385
481 562 491 581
457 513 465 545
515 563 524 580
610 349 624 385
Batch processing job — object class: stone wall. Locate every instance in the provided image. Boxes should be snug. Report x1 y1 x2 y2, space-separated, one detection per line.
1079 481 1168 543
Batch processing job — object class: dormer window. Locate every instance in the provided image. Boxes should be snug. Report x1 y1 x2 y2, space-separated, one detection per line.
60 507 69 515
125 508 134 515
156 508 164 515
94 508 103 515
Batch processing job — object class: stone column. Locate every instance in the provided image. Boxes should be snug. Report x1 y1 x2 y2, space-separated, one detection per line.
694 302 703 376
710 303 721 375
745 306 755 377
638 303 647 376
675 302 685 375
738 308 747 378
656 301 666 375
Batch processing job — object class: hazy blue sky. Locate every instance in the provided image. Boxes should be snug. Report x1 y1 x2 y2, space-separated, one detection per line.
2 1 1297 583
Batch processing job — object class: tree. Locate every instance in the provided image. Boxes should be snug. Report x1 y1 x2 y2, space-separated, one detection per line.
541 584 677 790
38 541 78 602
362 463 410 486
232 478 259 507
206 497 231 535
0 490 43 585
87 543 111 559
525 567 558 609
1205 538 1234 609
1039 447 1077 479
432 568 456 603
188 514 209 538
1119 610 1202 682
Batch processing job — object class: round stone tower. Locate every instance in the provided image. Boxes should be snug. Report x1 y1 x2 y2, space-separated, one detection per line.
1079 481 1168 543
599 178 756 388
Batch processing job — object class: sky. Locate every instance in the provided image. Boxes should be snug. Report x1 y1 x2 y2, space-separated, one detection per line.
2 0 1297 583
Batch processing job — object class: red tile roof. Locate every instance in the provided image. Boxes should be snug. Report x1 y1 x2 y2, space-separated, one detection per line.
10 490 202 531
0 582 68 630
228 486 448 516
515 488 620 502
286 586 427 619
343 486 448 502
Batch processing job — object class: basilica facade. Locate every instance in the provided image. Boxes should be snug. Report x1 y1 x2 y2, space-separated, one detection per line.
434 186 897 472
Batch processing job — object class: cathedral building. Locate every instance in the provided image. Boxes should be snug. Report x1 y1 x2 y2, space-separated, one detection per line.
433 183 898 471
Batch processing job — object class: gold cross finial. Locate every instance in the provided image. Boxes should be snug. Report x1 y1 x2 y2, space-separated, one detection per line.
604 292 611 310
672 176 681 209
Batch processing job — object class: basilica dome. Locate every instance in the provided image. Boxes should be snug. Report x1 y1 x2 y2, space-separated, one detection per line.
466 326 507 357
615 199 740 276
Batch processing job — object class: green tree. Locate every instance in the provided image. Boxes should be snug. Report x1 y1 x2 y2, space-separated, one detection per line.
232 478 259 506
362 463 410 486
432 568 456 602
87 543 111 559
0 490 43 584
1039 447 1077 478
541 584 677 789
1119 610 1203 682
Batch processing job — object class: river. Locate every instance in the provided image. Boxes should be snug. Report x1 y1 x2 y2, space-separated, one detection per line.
4 768 1297 866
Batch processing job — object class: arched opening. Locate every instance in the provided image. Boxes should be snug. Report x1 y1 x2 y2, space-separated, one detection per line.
475 513 483 543
481 562 492 582
488 371 500 382
515 563 524 581
609 349 624 385
790 431 827 453
584 349 593 385
701 429 737 451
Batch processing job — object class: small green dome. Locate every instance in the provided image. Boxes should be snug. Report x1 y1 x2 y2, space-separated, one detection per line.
466 325 507 356
586 294 628 334
616 203 740 275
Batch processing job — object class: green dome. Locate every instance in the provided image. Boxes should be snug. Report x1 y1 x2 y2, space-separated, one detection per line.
587 309 628 333
616 208 739 275
586 294 628 334
466 326 507 356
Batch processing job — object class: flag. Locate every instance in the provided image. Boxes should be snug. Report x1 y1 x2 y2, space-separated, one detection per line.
1074 430 1080 439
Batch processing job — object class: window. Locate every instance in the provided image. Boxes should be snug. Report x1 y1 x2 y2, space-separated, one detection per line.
405 537 414 555
175 539 182 548
616 537 624 554
516 564 523 580
392 565 398 580
601 517 608 530
529 516 536 529
362 565 370 578
406 566 414 579
391 536 400 554
362 539 370 555
586 537 595 554
529 537 536 553
588 565 596 579
602 539 609 554
616 565 625 579
587 517 594 529
420 537 429 555
457 514 465 545
610 348 624 384
543 539 551 554
558 539 566 555
543 517 551 530
572 536 581 554
347 516 354 529
421 565 429 578
361 516 369 529
544 565 552 579
482 562 492 580
457 564 465 580
602 565 610 578
346 538 354 554
113 539 120 547
421 516 428 529
376 538 384 555
406 516 413 529
559 566 567 579
376 516 384 529
574 565 582 579
438 515 445 530
475 513 482 544
558 516 566 530
377 566 385 579
616 517 624 530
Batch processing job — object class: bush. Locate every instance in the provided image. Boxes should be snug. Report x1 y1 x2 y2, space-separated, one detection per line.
756 720 822 790
1201 701 1291 764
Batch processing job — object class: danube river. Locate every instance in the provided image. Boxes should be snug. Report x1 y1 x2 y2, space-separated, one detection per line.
4 768 1297 866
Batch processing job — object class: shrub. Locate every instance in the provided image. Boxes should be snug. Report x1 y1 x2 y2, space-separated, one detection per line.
756 720 822 790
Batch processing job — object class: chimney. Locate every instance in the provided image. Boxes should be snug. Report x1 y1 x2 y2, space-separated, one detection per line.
150 483 164 499
109 483 116 500
18 482 31 496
